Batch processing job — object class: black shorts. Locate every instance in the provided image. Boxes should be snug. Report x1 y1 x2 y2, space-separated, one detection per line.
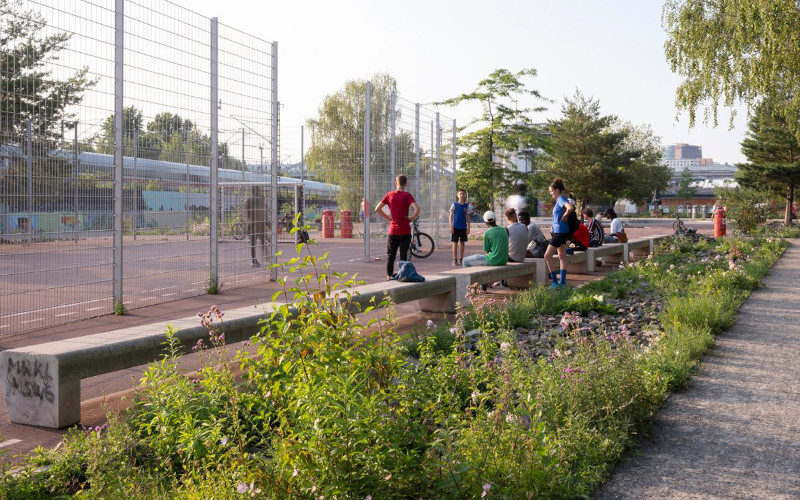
451 228 468 242
550 232 571 248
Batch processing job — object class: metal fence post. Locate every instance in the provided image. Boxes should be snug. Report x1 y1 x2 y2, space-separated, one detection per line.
414 104 420 200
74 124 79 243
26 120 32 245
209 17 219 289
185 127 190 240
452 119 457 202
113 0 124 306
270 42 278 281
430 120 434 234
435 112 441 242
364 81 371 262
133 127 138 240
300 125 304 224
390 92 396 182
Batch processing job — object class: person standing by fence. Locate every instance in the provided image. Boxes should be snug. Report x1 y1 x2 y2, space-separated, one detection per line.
449 188 470 266
245 186 267 267
375 175 420 281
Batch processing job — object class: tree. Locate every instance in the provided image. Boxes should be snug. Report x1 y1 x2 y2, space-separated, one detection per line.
94 106 144 156
305 74 403 212
663 0 800 140
675 168 697 208
737 96 800 224
615 122 672 209
93 109 240 169
0 0 95 140
542 91 631 209
437 68 548 211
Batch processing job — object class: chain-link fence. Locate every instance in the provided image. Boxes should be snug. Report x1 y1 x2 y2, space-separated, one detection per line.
0 1 457 337
302 88 456 262
0 0 285 336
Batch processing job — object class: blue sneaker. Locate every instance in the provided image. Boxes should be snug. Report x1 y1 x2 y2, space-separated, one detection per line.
548 282 564 290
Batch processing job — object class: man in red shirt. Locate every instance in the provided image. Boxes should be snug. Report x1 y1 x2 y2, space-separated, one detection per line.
375 174 420 280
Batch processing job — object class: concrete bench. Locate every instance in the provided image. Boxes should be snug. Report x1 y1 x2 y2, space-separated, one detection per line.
586 243 626 272
346 275 457 314
0 275 463 428
0 302 280 428
439 261 543 306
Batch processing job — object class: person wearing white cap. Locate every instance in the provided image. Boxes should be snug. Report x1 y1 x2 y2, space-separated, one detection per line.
461 210 508 268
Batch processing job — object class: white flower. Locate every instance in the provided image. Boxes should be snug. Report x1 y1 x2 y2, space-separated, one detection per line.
426 319 435 330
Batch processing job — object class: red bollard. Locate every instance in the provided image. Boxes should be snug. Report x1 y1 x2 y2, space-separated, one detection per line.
340 210 353 238
322 210 335 238
713 207 726 237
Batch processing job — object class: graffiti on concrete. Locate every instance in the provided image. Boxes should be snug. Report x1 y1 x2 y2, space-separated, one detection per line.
6 357 55 403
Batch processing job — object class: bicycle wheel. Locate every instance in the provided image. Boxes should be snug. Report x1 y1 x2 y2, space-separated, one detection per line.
672 219 685 233
410 232 435 258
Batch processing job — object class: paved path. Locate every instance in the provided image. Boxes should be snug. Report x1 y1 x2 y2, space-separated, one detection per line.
594 240 800 499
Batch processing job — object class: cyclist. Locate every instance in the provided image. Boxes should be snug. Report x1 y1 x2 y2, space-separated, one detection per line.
375 174 420 281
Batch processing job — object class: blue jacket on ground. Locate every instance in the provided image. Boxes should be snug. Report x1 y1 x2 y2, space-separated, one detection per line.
391 260 425 282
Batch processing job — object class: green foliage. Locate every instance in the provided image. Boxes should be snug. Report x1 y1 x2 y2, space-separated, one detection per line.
557 293 617 316
437 68 550 210
615 121 673 205
400 320 457 358
676 168 697 203
305 73 405 212
716 186 770 235
737 95 800 224
0 0 96 140
205 278 221 295
663 0 800 140
543 91 661 208
113 301 127 316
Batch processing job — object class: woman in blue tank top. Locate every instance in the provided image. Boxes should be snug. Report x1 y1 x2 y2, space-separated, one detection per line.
544 178 575 289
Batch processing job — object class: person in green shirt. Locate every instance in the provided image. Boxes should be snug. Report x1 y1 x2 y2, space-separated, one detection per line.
462 210 509 267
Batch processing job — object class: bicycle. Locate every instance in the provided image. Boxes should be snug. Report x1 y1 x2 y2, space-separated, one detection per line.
672 212 704 242
409 218 435 258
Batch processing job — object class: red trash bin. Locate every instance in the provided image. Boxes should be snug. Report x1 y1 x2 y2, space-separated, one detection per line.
340 210 353 238
322 210 335 238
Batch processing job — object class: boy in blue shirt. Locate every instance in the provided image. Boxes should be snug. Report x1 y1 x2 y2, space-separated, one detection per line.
449 188 470 265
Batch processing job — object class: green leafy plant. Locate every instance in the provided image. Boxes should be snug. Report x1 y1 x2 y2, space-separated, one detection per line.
557 293 617 315
113 301 127 316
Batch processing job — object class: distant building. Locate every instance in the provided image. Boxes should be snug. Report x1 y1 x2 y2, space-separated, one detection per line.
664 143 702 160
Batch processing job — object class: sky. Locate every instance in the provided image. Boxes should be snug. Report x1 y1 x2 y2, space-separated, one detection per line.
190 0 749 165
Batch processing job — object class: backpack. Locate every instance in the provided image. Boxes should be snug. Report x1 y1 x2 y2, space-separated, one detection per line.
587 219 605 247
566 210 581 234
570 223 590 250
391 260 425 282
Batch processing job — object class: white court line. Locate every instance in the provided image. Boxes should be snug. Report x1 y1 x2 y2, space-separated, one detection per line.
163 293 177 297
0 439 22 448
21 319 41 325
86 307 104 312
55 312 77 317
